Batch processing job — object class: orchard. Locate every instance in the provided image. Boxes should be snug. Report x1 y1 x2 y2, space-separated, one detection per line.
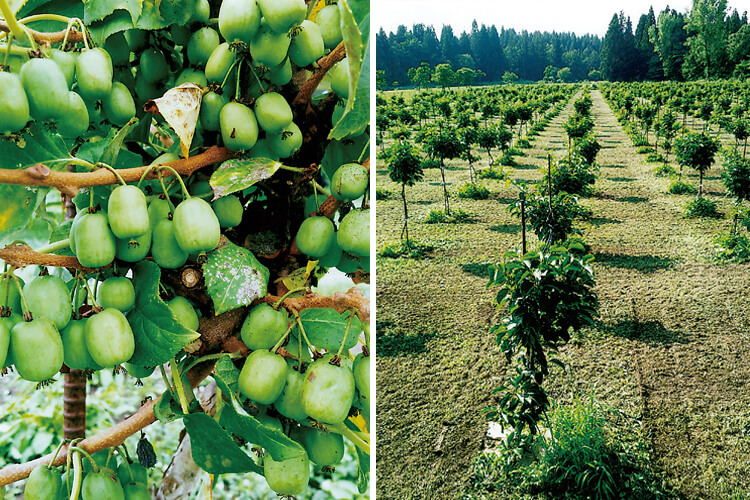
0 0 370 498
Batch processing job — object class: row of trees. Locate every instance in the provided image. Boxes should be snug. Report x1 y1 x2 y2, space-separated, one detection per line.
601 1 750 81
378 1 750 88
376 23 601 86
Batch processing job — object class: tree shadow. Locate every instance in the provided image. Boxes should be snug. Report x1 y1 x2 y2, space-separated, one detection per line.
608 177 636 182
585 217 622 227
601 320 690 345
513 163 538 170
488 224 522 234
603 164 626 169
494 197 518 205
459 262 495 279
593 252 676 273
618 196 649 203
377 320 438 357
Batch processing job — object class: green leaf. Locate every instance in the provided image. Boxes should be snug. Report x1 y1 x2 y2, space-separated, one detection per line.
297 308 361 352
75 123 143 171
321 134 369 182
87 11 134 46
213 355 241 395
127 261 200 366
100 118 140 168
84 0 141 25
18 0 83 22
209 158 283 199
0 123 70 170
0 185 45 235
154 391 186 424
345 420 370 493
203 240 269 315
49 220 74 256
216 391 306 462
183 413 262 474
329 2 369 140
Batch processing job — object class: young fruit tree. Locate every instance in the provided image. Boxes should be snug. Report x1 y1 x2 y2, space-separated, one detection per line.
0 0 371 497
674 131 720 197
386 141 423 244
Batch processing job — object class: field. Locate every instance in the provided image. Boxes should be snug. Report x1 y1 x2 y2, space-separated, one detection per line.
376 83 750 499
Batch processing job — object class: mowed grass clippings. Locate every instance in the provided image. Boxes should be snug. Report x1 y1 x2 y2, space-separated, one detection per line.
375 85 750 499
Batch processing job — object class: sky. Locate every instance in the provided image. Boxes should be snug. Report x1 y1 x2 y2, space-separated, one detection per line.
376 0 708 38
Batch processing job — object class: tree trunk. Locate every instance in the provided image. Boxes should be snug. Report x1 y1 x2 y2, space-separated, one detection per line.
62 172 86 441
401 184 410 244
440 159 450 214
698 169 704 198
63 371 87 440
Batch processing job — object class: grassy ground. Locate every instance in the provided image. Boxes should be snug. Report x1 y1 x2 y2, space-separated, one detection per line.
376 85 750 499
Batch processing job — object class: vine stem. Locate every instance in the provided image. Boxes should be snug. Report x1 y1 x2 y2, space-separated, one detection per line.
0 0 26 42
170 358 191 414
292 41 346 106
0 16 86 44
0 360 217 487
0 145 233 189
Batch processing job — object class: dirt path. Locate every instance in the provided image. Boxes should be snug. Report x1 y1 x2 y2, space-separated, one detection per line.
586 88 750 498
376 86 750 499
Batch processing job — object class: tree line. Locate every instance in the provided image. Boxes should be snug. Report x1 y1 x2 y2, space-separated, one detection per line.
376 0 750 88
376 22 601 87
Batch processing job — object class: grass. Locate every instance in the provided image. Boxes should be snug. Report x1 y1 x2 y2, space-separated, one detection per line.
377 85 748 500
466 395 677 499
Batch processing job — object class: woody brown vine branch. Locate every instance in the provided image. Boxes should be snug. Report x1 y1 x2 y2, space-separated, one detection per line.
292 41 347 107
0 20 86 44
0 145 233 189
0 243 370 321
266 288 370 324
0 360 216 487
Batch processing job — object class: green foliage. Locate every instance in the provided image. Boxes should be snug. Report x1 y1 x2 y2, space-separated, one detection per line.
485 243 598 447
667 179 697 195
516 137 532 149
512 192 589 244
563 114 594 142
674 131 720 173
477 165 508 180
375 188 393 200
721 150 750 202
456 182 491 200
573 94 593 116
378 240 434 259
472 395 676 500
713 232 750 263
684 197 722 218
424 208 474 224
386 142 423 186
498 150 517 166
645 152 665 163
542 155 598 197
573 133 601 165
636 146 654 154
653 164 677 177
432 62 455 89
